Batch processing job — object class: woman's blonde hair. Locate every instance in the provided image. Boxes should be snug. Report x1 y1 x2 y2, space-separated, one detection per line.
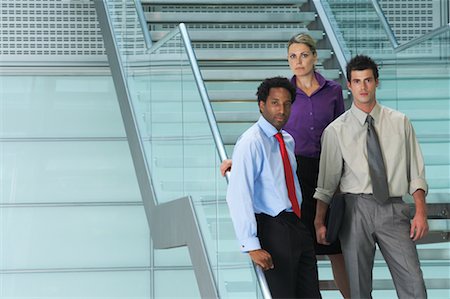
287 33 317 55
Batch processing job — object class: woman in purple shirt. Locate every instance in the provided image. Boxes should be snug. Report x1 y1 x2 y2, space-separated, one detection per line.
284 33 349 298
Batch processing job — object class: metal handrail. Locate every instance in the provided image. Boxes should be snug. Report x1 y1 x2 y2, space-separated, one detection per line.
394 23 450 53
178 22 272 299
313 0 349 79
369 0 399 49
134 0 153 49
368 0 450 52
178 23 228 162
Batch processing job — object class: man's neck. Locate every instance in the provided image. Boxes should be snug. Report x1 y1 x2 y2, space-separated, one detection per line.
354 101 377 114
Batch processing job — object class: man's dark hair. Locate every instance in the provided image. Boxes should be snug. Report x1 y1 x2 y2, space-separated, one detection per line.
256 76 296 104
346 55 379 82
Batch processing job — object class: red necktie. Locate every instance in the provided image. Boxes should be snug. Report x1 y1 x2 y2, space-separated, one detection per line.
274 133 301 218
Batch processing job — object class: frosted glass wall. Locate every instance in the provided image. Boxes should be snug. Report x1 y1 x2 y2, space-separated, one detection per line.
0 75 153 298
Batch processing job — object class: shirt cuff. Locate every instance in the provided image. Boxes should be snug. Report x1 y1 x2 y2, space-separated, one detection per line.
239 237 261 253
313 188 332 204
409 178 428 196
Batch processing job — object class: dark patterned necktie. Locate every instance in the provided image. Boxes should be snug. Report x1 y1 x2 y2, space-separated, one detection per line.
366 115 389 203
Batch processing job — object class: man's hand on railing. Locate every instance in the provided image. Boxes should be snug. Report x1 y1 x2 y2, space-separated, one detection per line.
249 249 274 271
220 159 232 176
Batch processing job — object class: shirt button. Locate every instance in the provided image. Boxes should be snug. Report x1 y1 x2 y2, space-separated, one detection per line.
310 127 314 130
310 112 313 116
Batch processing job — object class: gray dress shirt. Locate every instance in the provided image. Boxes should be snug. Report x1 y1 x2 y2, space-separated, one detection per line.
314 102 427 204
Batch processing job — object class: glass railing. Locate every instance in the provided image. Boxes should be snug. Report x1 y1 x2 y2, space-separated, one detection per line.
320 0 395 59
388 29 450 205
96 0 266 298
321 0 450 61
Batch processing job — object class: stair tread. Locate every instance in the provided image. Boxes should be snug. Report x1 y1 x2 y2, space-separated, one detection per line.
202 68 341 80
151 29 324 42
194 48 331 61
143 0 307 4
146 12 316 23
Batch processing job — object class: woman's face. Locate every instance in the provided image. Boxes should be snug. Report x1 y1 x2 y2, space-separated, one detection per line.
287 43 317 78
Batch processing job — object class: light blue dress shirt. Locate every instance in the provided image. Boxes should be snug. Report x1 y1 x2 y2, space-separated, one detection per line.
226 116 303 252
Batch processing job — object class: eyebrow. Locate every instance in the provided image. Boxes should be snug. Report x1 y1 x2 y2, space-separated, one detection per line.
289 51 310 54
352 77 373 81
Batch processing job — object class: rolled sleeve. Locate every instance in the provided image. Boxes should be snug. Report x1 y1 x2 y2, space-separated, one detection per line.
313 188 333 204
409 177 428 196
315 126 342 204
405 117 428 196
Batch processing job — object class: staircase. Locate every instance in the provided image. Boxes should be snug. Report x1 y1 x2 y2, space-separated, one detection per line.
142 0 344 154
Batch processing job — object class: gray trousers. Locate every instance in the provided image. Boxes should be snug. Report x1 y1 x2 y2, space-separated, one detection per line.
339 194 427 299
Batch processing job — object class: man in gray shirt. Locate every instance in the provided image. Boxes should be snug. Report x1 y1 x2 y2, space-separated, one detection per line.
314 55 428 299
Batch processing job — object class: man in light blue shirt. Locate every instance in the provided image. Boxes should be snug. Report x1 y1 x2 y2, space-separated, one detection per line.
226 77 321 298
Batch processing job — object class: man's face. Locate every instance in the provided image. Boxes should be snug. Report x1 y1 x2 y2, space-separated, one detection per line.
347 69 379 108
259 87 292 131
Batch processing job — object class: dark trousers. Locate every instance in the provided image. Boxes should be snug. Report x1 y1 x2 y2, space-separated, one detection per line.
296 155 342 255
256 212 322 299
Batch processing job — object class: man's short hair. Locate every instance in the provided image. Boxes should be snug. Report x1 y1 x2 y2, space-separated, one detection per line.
346 55 379 82
256 76 296 104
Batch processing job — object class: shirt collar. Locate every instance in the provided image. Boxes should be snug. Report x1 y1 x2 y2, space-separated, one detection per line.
257 116 279 138
350 102 382 126
290 71 326 95
314 71 327 89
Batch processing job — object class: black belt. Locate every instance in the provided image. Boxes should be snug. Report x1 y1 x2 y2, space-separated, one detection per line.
344 193 402 201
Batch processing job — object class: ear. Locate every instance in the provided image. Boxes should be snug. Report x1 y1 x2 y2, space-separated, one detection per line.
375 78 379 87
258 100 265 113
347 81 352 91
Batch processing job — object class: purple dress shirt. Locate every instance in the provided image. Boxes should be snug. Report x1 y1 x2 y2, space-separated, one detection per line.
284 72 345 158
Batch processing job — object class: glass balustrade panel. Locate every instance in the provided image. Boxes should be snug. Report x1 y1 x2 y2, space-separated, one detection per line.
102 1 263 297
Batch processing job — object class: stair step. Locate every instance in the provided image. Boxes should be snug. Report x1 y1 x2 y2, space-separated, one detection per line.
327 0 372 4
380 68 450 79
372 51 450 61
207 82 348 101
215 111 259 123
380 104 450 121
194 48 331 61
202 68 340 81
146 12 316 24
143 0 307 4
218 122 450 145
331 13 380 21
151 29 324 42
412 120 450 137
